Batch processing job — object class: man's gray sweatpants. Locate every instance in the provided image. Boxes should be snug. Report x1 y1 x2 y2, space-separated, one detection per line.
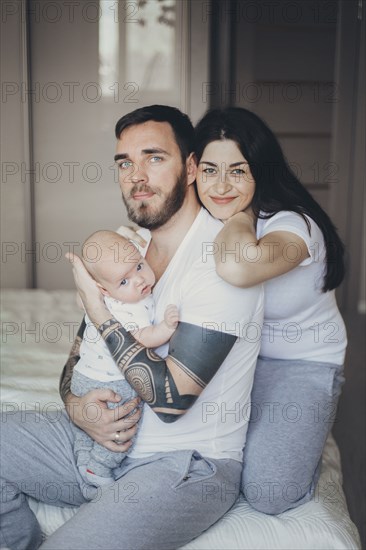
0 409 241 550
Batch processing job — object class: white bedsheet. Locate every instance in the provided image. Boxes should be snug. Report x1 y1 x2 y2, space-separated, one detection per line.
0 289 361 549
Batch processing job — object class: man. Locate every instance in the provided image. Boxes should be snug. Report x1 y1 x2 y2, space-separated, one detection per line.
0 105 263 550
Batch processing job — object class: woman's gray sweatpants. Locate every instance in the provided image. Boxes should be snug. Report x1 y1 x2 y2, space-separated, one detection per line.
242 356 345 514
0 409 241 550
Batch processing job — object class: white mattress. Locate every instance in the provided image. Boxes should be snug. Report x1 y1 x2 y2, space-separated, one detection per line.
1 289 361 549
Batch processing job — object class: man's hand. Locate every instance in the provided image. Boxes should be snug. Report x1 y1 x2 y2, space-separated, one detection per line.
116 225 147 248
65 253 111 326
75 292 85 311
65 390 142 452
164 304 179 330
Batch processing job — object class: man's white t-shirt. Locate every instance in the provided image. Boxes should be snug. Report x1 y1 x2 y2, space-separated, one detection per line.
257 211 347 365
129 208 264 462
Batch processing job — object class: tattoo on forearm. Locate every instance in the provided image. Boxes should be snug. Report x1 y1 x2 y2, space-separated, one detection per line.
99 318 237 423
168 356 205 389
59 318 86 402
165 374 173 404
126 364 156 403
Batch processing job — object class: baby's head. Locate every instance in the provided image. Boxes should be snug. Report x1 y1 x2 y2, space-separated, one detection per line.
82 230 155 303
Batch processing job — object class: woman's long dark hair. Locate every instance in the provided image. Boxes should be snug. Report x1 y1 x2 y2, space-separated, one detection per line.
194 107 345 291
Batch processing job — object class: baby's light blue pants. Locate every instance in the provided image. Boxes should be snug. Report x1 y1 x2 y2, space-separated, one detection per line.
70 370 138 483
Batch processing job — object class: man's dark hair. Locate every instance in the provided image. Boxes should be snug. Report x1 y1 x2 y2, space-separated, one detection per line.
115 105 195 162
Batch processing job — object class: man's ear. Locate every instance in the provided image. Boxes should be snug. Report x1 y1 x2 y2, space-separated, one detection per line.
186 152 197 186
96 282 110 297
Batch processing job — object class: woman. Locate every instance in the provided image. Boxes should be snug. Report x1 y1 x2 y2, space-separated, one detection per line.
194 107 347 514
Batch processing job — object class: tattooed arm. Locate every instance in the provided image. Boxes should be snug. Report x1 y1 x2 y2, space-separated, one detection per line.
98 318 236 422
59 315 235 423
59 318 85 401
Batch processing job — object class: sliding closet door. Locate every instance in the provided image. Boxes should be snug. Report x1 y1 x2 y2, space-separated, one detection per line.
29 0 208 289
233 0 338 214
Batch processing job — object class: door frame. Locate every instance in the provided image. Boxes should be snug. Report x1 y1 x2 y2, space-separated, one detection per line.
330 0 365 313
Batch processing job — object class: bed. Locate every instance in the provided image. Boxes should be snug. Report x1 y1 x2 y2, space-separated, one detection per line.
1 289 361 549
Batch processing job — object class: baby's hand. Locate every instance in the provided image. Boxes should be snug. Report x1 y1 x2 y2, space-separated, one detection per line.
164 304 179 330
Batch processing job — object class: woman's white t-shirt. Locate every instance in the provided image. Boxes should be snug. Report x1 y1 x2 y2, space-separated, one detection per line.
257 211 347 365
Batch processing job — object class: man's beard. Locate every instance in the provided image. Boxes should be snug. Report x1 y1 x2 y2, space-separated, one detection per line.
122 167 187 230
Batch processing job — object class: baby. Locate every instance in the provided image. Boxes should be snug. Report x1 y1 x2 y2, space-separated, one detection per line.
70 230 179 486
